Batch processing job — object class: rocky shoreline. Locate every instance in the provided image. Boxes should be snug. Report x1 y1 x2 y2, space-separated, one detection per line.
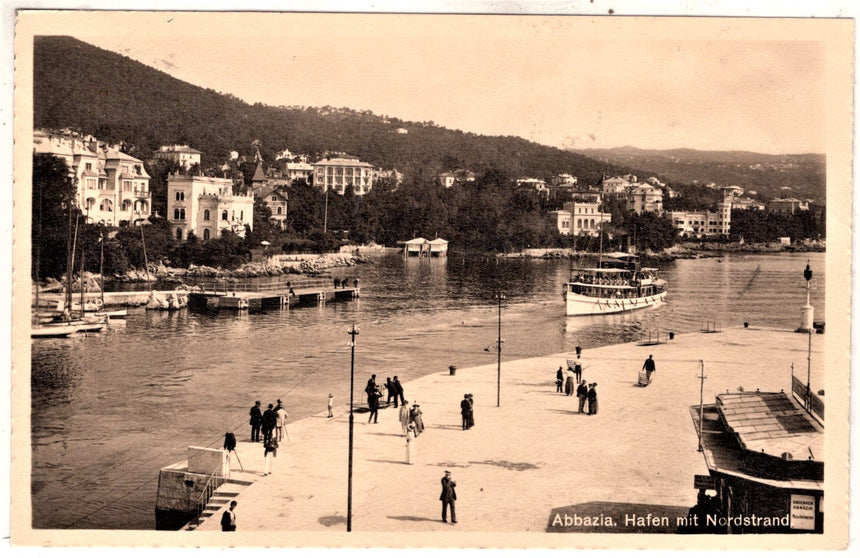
500 240 825 261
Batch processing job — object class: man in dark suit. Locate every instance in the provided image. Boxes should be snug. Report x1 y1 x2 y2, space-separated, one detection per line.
249 401 262 442
220 500 237 531
440 470 457 523
365 374 377 407
460 394 471 430
261 403 276 445
393 376 406 406
385 377 398 407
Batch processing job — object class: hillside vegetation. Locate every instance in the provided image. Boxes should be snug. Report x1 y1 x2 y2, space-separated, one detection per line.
574 146 825 202
35 36 631 183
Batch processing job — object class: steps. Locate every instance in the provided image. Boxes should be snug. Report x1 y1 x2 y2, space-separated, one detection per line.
183 478 253 531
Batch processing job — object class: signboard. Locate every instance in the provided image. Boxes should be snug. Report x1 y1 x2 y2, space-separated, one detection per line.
790 493 816 530
693 475 715 490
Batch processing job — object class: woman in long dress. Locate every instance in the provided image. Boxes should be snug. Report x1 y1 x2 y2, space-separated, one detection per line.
564 371 575 396
410 404 425 435
405 423 416 464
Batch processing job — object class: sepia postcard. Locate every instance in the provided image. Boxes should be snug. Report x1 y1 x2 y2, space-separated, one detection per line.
8 4 855 553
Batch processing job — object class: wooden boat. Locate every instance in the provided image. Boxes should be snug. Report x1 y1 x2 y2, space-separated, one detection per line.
563 252 667 316
31 324 77 338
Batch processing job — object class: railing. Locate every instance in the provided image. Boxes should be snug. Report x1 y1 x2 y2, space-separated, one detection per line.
192 276 351 294
194 468 226 526
792 375 825 422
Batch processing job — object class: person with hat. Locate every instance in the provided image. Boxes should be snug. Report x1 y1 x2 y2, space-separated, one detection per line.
555 366 564 393
587 383 599 415
249 400 262 442
261 403 276 445
439 470 457 523
399 400 411 435
466 394 475 428
460 394 471 430
405 423 417 464
576 380 589 413
410 403 424 436
275 399 288 442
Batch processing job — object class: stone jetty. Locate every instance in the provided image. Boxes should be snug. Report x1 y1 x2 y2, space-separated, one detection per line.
165 326 828 541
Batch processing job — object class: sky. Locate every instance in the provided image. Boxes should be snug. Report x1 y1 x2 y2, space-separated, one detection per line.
20 11 849 155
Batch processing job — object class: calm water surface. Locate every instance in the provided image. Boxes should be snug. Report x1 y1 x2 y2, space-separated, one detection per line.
30 252 825 529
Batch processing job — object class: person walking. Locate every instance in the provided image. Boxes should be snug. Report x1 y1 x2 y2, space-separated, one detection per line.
460 394 471 430
393 376 406 406
249 401 262 442
220 500 237 531
642 354 656 383
368 385 381 423
327 393 334 418
587 383 599 415
261 403 276 445
385 377 398 407
410 403 424 436
263 436 278 475
555 367 564 393
440 470 457 524
405 423 416 464
576 380 588 413
399 400 411 435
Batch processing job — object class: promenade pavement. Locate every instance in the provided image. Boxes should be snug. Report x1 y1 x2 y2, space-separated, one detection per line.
195 326 824 534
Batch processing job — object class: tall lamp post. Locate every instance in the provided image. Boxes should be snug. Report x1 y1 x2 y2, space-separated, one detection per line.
346 325 359 532
496 293 505 407
803 262 813 411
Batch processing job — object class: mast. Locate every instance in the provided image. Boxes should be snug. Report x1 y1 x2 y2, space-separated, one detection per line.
80 249 85 316
99 231 105 307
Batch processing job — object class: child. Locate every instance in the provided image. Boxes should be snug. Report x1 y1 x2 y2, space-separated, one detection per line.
327 393 334 418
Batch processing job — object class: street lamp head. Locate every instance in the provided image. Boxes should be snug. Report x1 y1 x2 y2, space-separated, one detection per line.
804 262 812 282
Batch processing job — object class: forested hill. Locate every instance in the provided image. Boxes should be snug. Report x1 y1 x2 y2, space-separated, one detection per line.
574 146 826 202
34 36 632 182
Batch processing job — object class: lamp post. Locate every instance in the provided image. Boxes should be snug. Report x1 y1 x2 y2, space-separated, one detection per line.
261 240 270 264
804 262 813 411
346 325 359 532
496 293 505 407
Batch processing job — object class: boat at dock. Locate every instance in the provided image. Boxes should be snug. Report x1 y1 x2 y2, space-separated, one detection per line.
563 252 667 316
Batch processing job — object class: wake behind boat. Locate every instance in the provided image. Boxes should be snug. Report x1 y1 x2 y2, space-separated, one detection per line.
563 252 667 316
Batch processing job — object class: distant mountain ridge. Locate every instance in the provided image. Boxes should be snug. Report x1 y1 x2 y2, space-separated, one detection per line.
573 147 826 202
33 36 633 184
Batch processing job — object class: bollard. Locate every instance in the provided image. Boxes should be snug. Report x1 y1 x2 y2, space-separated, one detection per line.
449 365 457 376
668 332 675 340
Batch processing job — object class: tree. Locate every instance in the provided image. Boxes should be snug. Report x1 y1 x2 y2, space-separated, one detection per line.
32 154 79 280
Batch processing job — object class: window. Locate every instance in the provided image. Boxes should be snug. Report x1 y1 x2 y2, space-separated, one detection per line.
180 209 185 220
240 210 244 221
175 191 185 201
173 208 185 220
577 218 583 229
277 207 283 215
100 200 113 212
222 210 228 221
85 162 92 171
174 208 180 220
203 229 210 240
204 209 210 221
272 196 277 202
176 228 183 240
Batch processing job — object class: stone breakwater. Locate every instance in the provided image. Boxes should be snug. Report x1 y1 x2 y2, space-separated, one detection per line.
112 253 370 283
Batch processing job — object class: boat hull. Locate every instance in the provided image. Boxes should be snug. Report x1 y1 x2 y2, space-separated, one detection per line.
565 290 667 316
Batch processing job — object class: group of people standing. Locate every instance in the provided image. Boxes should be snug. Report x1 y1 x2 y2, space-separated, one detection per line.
460 394 475 430
365 374 407 423
556 349 598 415
249 399 289 476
